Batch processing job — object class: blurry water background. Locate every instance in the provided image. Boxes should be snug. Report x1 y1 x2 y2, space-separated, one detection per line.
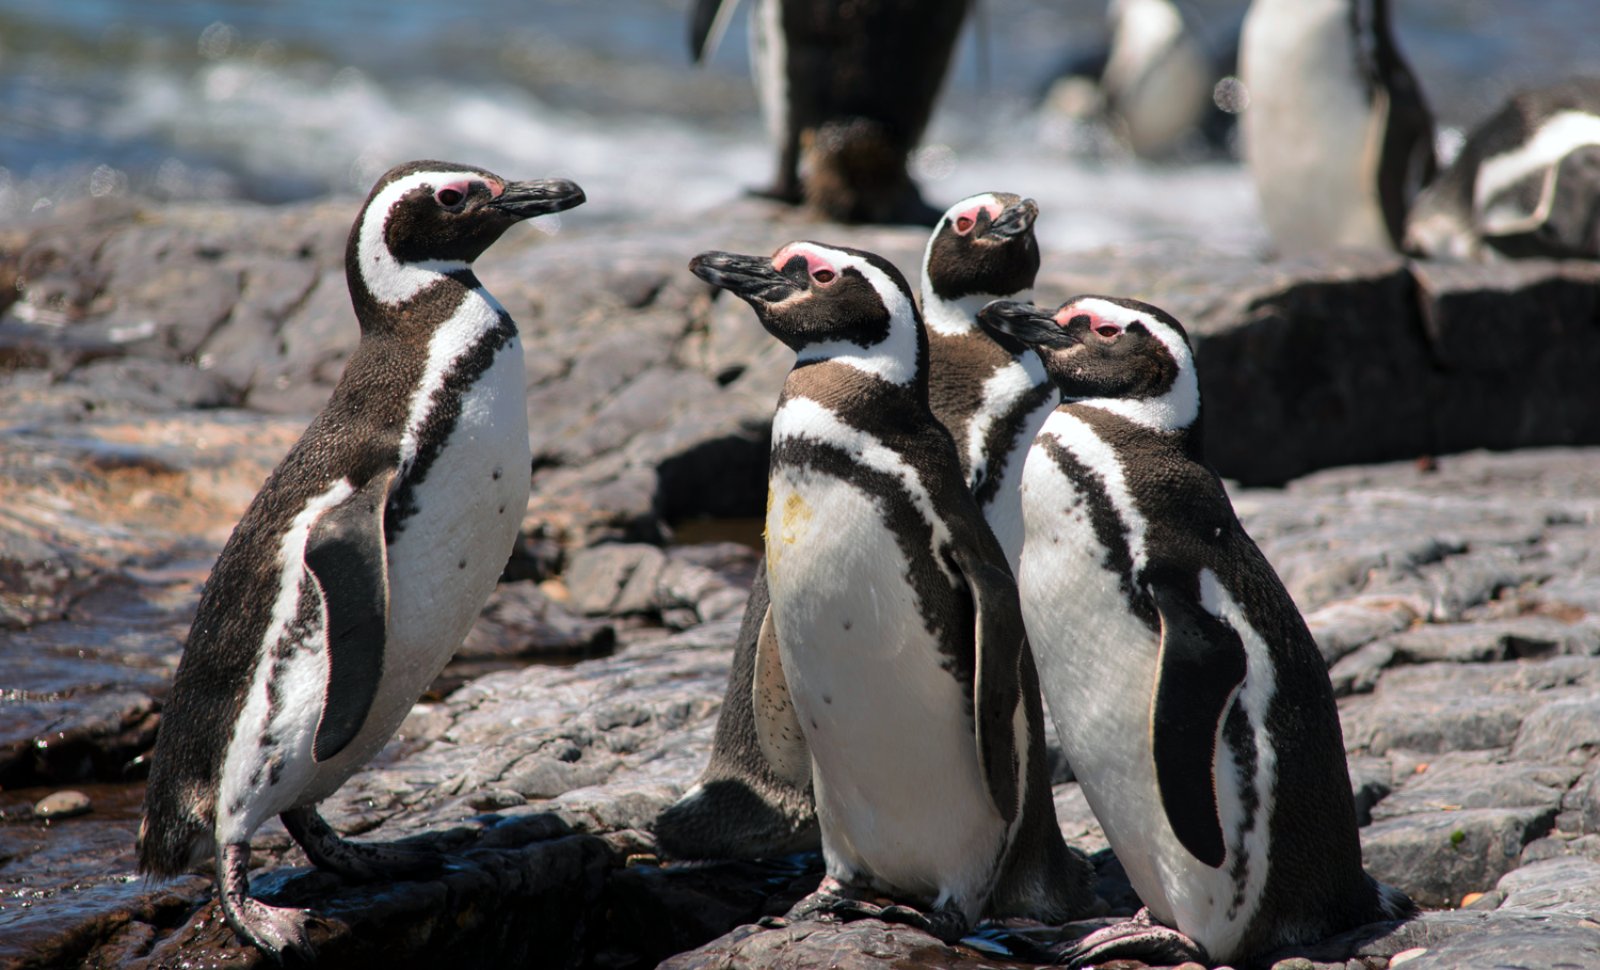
0 0 1594 254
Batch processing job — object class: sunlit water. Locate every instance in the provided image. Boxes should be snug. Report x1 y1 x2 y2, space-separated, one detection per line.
1 0 1594 255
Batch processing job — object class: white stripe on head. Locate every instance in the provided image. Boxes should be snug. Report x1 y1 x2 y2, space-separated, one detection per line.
788 244 922 386
921 192 1008 337
356 168 488 306
1065 297 1199 433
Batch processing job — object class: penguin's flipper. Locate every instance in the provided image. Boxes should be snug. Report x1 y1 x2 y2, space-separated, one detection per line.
1149 581 1247 869
959 552 1024 825
305 470 396 763
750 604 812 788
689 0 743 63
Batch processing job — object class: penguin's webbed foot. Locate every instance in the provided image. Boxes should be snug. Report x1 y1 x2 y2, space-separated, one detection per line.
219 843 316 962
281 805 447 882
1057 907 1207 968
782 883 969 944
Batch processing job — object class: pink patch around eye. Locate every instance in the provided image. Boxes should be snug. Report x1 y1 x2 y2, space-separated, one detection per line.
772 245 834 279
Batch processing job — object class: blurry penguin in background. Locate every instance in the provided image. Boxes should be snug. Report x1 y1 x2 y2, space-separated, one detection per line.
1406 77 1600 261
1240 0 1436 254
689 0 970 225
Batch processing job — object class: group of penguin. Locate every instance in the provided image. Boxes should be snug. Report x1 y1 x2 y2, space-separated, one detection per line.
690 0 1600 259
136 156 1415 968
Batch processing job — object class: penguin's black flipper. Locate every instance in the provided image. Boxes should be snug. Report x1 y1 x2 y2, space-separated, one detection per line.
689 0 742 63
750 603 812 789
1149 580 1246 869
306 470 395 763
959 551 1024 825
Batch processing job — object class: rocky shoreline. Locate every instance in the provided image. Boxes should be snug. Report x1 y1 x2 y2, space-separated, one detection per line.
1 195 1598 969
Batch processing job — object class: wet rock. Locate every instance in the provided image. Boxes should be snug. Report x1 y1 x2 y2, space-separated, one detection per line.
32 789 91 819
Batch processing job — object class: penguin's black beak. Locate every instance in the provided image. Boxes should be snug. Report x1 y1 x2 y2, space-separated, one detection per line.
977 299 1076 349
984 199 1039 241
491 178 587 218
689 251 803 304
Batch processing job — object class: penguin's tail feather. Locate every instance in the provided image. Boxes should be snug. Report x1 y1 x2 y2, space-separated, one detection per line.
136 789 215 879
1370 874 1419 921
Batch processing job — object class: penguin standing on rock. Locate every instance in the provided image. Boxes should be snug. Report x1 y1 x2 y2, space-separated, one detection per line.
687 242 1093 939
1406 77 1600 261
977 295 1415 966
1240 0 1435 253
689 0 969 224
138 160 585 959
653 193 1052 864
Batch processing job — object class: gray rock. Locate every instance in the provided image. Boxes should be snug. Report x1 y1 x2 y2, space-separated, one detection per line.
1361 806 1559 907
1370 753 1579 820
1511 693 1600 764
1494 856 1600 916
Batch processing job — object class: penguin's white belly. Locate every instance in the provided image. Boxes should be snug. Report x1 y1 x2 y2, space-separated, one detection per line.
1018 438 1251 949
309 340 531 800
766 469 1005 912
1242 0 1390 252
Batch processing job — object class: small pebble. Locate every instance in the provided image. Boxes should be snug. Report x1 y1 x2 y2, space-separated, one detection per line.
1460 891 1485 907
1270 959 1315 970
34 790 91 820
1391 947 1428 966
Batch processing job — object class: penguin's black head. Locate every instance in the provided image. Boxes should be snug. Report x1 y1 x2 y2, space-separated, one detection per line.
923 192 1041 304
690 242 920 356
978 294 1200 431
350 160 585 296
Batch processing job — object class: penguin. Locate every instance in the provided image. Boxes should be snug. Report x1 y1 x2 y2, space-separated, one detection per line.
137 160 585 959
921 191 1056 573
688 0 970 225
974 294 1415 966
687 242 1093 939
1239 0 1436 254
1098 0 1233 159
654 193 1050 860
1405 77 1600 261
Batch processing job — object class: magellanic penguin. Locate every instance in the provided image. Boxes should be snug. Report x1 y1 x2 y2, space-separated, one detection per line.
1406 77 1600 261
653 193 1051 864
922 191 1056 573
1099 0 1229 159
137 161 585 959
687 242 1093 939
1240 0 1436 253
976 294 1415 966
688 0 969 224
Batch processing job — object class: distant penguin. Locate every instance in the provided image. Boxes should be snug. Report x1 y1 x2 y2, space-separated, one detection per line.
1406 77 1600 261
137 161 585 959
921 191 1055 571
655 192 1050 860
977 294 1415 965
689 0 969 224
688 242 1093 938
1099 0 1227 159
1240 0 1436 253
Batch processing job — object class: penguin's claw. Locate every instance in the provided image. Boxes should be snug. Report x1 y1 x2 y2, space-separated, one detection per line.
1057 908 1207 968
223 895 316 964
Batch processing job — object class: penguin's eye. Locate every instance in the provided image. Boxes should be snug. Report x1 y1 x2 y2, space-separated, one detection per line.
955 215 975 233
812 269 835 284
435 185 467 207
1095 323 1122 338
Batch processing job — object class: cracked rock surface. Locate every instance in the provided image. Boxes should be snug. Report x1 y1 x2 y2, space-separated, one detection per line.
2 195 1598 968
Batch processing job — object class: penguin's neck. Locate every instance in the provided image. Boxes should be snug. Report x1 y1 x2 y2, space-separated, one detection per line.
793 314 926 390
922 289 1029 337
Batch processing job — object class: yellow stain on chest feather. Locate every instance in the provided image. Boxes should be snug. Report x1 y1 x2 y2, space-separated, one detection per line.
765 488 813 579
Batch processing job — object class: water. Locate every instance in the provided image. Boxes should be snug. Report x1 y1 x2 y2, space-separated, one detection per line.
1 0 1594 254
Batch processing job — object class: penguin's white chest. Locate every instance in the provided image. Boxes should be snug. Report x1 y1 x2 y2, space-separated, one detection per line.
765 466 1006 914
380 339 530 713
